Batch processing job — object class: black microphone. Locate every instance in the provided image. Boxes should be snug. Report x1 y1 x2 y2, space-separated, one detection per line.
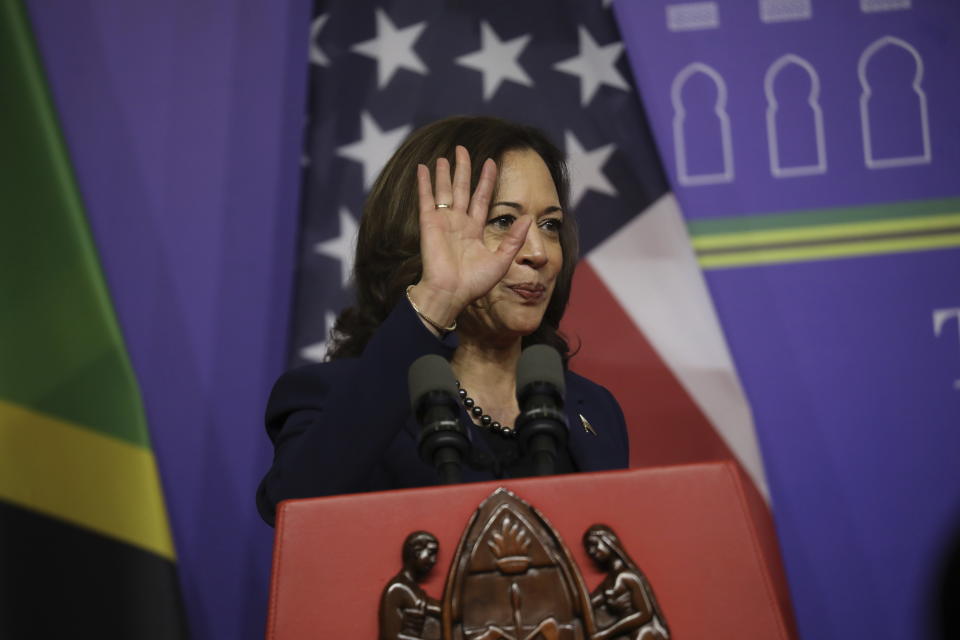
515 344 569 476
408 355 470 485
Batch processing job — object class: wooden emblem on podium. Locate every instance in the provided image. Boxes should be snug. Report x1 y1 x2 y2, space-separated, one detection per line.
380 488 669 640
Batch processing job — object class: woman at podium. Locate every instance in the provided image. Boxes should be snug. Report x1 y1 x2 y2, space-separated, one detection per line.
257 116 628 525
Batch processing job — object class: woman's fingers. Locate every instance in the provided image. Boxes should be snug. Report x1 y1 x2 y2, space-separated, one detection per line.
434 156 453 209
451 145 471 211
468 158 497 222
417 164 435 213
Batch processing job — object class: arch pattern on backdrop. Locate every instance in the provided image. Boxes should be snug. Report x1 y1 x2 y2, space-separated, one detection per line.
858 35 930 169
671 62 734 187
764 53 826 178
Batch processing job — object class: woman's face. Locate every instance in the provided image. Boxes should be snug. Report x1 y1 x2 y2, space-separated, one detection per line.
464 148 563 339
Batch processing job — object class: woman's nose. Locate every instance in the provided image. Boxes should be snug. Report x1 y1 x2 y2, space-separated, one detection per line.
517 223 547 268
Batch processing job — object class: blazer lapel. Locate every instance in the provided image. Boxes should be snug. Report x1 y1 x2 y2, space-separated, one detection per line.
566 383 595 471
564 375 622 473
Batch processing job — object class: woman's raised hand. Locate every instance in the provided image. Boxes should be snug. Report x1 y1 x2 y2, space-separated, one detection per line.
409 145 531 330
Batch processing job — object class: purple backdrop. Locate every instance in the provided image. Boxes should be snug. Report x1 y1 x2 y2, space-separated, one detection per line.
614 2 960 639
26 2 310 637
615 0 960 219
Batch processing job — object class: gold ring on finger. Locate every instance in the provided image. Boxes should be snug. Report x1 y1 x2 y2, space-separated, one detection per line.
435 203 451 209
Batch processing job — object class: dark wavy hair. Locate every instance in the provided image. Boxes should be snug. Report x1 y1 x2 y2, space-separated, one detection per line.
326 115 578 362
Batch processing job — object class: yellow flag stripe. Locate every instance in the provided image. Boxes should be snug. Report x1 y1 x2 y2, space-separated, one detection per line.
691 212 960 250
698 232 960 269
0 399 175 559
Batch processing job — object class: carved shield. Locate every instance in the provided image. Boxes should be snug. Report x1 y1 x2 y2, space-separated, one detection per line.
441 488 595 640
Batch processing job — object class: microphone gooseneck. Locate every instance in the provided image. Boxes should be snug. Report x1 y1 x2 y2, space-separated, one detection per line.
515 344 569 476
408 355 469 484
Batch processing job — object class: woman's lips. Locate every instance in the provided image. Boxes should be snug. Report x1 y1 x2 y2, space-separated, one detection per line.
508 284 546 301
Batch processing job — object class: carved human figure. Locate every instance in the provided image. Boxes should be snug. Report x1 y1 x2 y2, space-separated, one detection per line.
583 525 669 640
379 531 442 640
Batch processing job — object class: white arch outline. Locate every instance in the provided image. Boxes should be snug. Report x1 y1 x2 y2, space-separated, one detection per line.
671 62 734 186
764 53 826 178
858 35 931 169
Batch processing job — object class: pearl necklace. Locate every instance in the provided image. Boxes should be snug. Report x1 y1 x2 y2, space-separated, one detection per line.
455 381 517 438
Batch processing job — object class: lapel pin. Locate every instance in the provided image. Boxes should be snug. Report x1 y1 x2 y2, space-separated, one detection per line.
579 413 597 436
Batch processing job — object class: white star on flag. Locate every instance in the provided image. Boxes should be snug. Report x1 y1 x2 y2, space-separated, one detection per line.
314 207 359 288
309 14 330 66
553 26 630 106
455 21 534 101
564 130 617 208
351 8 428 89
337 112 412 190
298 311 339 363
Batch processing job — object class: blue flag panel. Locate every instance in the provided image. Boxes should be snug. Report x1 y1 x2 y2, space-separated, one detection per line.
614 2 960 639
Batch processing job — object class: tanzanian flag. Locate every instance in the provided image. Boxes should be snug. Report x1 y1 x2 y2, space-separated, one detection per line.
0 2 188 636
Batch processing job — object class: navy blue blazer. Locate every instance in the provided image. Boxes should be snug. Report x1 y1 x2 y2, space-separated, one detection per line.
257 301 629 525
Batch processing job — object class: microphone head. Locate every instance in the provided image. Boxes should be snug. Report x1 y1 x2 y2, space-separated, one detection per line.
408 354 458 410
517 344 565 397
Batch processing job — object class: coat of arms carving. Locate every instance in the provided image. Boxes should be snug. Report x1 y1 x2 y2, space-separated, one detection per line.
379 488 669 640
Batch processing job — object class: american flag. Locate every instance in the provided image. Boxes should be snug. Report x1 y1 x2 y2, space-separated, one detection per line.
291 0 767 497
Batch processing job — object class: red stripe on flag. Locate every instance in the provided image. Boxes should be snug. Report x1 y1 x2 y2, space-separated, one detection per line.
563 262 798 636
562 261 736 468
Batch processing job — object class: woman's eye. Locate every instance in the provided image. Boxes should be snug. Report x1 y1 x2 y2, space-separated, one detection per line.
488 214 515 230
540 218 563 233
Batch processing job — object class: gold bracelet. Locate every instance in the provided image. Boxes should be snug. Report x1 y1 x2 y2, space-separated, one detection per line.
406 285 457 333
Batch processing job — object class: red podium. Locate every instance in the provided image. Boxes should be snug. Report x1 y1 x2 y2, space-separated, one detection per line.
267 462 794 639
